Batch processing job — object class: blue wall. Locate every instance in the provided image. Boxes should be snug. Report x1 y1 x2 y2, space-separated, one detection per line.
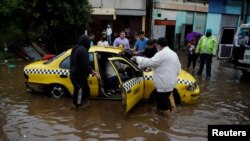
225 6 241 15
175 11 186 34
209 0 226 13
209 0 242 15
206 13 221 37
225 0 242 15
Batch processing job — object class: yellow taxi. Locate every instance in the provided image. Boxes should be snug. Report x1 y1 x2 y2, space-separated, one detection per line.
24 46 200 113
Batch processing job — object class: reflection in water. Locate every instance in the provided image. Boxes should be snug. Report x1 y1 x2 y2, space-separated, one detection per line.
0 57 250 141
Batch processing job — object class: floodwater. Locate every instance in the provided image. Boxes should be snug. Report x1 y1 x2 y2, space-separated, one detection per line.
0 52 250 141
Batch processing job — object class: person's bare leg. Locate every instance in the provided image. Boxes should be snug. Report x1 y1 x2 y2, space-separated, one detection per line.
169 93 176 112
80 99 90 108
162 110 171 118
157 110 171 118
70 104 78 111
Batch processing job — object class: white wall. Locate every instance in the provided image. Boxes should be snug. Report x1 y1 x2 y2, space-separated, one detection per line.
115 0 146 9
152 10 176 39
153 25 166 39
90 0 115 8
153 9 176 20
89 0 146 9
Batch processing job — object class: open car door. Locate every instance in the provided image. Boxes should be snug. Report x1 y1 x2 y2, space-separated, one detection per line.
88 53 99 97
217 27 236 60
108 57 144 114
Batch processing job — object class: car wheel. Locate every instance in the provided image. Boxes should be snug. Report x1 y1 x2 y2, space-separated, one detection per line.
48 85 68 98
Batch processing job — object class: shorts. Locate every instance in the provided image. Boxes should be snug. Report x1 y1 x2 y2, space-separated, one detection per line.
156 91 172 110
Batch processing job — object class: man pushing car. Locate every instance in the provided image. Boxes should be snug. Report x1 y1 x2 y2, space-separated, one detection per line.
132 37 181 117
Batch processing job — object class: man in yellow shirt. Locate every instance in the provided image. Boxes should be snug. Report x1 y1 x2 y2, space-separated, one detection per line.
195 29 217 77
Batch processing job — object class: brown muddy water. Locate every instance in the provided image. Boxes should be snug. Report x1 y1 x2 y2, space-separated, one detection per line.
0 54 250 141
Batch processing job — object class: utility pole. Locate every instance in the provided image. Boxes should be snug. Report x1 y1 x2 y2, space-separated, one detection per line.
148 0 153 39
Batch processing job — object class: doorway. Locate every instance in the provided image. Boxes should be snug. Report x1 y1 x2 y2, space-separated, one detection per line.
165 25 176 49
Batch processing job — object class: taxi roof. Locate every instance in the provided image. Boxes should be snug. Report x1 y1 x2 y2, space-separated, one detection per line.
65 46 124 54
89 46 124 54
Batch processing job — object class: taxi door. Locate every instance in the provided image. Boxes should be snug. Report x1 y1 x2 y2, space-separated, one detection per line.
88 52 99 97
108 57 144 114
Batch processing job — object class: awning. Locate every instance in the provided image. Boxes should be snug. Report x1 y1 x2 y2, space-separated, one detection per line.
92 8 115 15
92 8 116 19
92 8 146 19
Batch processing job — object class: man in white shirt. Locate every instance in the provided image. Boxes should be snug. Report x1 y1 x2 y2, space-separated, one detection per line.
106 25 112 45
132 37 181 117
105 61 117 82
97 35 109 47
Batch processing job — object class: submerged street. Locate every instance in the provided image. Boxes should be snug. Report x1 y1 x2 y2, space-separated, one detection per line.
0 51 250 141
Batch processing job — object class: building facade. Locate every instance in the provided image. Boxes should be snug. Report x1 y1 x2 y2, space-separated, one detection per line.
88 0 250 47
88 0 147 45
151 0 250 49
151 0 208 48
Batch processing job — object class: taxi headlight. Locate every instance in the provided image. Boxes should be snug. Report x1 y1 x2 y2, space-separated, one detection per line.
186 82 197 91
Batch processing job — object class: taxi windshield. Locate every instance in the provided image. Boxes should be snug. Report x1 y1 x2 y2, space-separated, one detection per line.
119 52 141 71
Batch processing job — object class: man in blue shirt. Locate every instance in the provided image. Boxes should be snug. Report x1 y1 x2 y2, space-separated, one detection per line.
133 31 148 56
88 33 95 46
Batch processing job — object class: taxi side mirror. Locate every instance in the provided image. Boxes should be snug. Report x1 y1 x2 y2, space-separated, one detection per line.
135 70 143 77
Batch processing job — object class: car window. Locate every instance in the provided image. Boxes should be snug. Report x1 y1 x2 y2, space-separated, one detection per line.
59 53 94 70
60 56 70 69
44 51 66 64
122 55 140 71
238 28 250 46
112 60 137 83
89 53 94 69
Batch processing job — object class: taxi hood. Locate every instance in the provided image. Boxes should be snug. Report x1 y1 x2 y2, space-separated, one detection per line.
177 70 196 82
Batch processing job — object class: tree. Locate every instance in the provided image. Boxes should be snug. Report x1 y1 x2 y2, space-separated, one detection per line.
0 0 23 48
0 0 93 53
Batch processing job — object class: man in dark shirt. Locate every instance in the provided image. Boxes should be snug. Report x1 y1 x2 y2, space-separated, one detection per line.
70 35 91 110
144 39 158 58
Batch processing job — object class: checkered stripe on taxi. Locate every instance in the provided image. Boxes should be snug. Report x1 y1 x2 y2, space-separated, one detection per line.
144 75 194 85
24 69 69 75
123 77 143 92
144 75 152 80
176 79 193 85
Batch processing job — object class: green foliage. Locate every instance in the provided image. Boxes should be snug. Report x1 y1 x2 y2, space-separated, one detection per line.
0 23 22 48
0 0 93 53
